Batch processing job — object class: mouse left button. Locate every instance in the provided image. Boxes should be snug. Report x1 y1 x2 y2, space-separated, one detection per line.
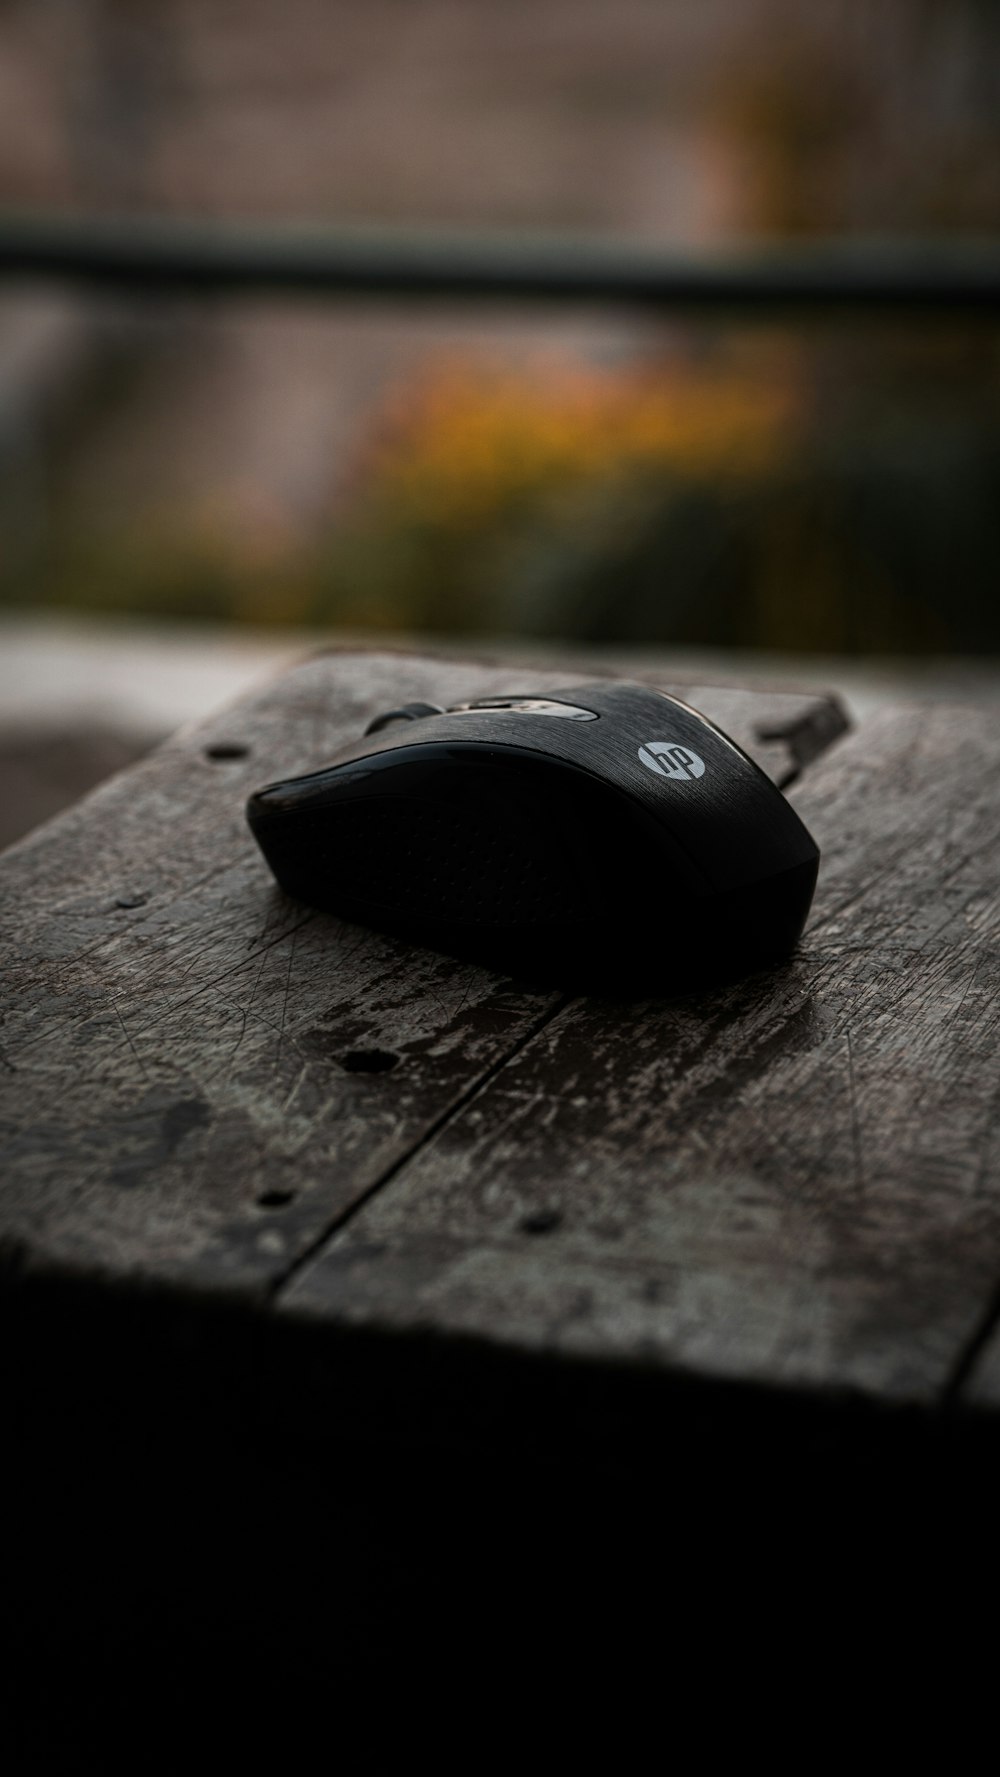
364 702 445 735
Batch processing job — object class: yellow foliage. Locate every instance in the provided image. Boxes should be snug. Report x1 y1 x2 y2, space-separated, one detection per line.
357 357 797 528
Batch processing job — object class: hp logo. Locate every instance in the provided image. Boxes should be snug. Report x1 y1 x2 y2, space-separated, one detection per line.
638 740 705 781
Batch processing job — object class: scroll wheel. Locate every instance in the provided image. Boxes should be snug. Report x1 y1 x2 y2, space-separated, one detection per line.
364 701 445 735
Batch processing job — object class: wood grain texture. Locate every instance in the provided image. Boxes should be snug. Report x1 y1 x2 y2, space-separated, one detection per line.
7 659 997 1757
0 649 841 1299
282 700 1000 1413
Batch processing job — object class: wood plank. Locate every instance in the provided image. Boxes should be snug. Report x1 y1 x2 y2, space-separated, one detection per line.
0 649 843 1298
281 700 1000 1412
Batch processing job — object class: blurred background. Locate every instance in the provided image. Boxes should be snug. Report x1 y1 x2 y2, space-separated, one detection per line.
2 0 1000 845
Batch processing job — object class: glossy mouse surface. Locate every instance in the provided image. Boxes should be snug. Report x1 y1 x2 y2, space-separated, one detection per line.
246 681 820 989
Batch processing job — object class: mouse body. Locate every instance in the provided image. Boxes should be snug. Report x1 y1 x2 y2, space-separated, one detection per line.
246 681 820 989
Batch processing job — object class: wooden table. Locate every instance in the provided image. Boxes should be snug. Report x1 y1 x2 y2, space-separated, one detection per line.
5 647 1000 1733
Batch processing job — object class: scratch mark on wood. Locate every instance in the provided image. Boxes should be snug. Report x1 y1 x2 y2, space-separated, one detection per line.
971 1070 1000 1202
281 1063 310 1115
220 945 270 1087
276 923 299 1065
844 1028 865 1198
129 915 315 1045
109 992 151 1083
7 907 316 1067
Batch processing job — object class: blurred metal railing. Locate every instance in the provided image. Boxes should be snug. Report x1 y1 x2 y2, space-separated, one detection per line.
1 215 999 313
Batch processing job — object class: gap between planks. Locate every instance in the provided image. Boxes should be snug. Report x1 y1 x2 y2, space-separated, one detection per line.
262 991 574 1302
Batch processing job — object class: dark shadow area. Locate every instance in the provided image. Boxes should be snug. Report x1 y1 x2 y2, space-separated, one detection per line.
0 725 156 851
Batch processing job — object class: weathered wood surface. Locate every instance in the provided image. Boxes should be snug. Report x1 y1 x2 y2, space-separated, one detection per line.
0 650 843 1310
10 654 1000 1428
5 654 996 1752
9 648 1000 1432
286 698 1000 1417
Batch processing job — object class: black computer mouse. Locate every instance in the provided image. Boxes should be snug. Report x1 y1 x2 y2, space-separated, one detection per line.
246 680 820 990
